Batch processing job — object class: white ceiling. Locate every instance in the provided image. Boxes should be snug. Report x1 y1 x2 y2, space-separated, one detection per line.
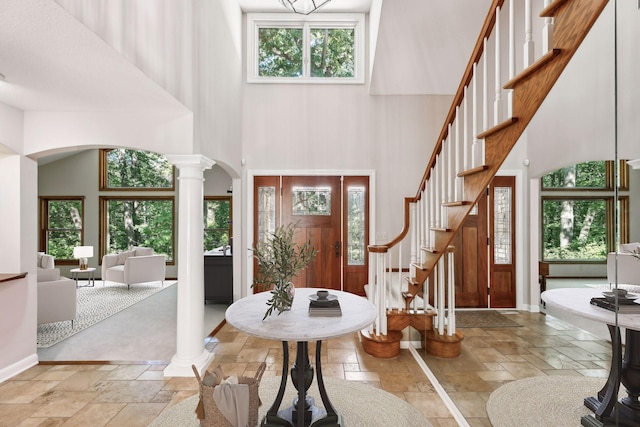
238 0 373 13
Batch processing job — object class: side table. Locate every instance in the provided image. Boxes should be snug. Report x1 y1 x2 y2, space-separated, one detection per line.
70 267 96 288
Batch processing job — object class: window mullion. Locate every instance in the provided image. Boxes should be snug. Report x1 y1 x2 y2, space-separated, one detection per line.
303 22 310 78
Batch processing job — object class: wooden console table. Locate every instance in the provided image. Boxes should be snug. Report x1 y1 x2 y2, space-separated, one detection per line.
542 288 640 426
0 272 27 283
226 288 376 427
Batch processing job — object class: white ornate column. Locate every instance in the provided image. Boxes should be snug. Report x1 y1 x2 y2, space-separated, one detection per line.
164 154 215 377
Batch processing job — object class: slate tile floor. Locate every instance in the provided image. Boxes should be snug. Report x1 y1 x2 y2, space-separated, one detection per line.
0 311 613 427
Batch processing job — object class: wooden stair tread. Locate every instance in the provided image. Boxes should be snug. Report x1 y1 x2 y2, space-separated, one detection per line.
477 117 519 139
457 164 489 177
420 246 438 254
442 201 470 207
504 48 562 89
430 227 452 232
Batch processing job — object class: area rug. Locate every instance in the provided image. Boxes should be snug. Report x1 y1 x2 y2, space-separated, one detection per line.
37 281 174 348
149 376 433 427
486 375 604 427
455 310 522 328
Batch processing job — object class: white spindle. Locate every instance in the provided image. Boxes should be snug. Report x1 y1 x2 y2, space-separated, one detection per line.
472 62 483 167
494 5 502 126
447 249 456 335
542 0 554 52
429 176 436 247
446 125 454 202
439 153 447 228
507 0 515 118
524 0 534 67
437 257 445 335
483 37 489 132
455 104 464 201
434 161 441 229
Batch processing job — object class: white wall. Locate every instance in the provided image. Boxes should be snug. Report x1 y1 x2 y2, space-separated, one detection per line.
0 148 39 381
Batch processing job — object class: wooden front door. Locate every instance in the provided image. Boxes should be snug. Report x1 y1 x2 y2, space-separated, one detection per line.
452 188 489 307
489 176 516 308
253 175 369 294
282 176 342 290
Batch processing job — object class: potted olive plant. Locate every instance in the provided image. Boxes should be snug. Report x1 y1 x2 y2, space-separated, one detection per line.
252 223 317 320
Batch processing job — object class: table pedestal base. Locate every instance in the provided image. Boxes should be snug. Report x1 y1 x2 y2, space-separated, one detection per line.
583 326 640 427
261 341 342 427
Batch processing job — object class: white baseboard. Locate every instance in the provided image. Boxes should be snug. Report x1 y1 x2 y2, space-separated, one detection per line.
0 353 39 383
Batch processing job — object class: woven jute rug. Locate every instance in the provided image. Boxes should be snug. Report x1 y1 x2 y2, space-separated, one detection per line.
37 281 173 347
486 375 605 427
455 310 522 328
150 376 433 427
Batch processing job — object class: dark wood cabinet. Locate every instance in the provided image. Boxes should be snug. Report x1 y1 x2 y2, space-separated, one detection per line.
204 255 232 303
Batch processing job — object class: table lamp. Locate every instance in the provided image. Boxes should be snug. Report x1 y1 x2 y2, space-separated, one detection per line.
73 246 93 270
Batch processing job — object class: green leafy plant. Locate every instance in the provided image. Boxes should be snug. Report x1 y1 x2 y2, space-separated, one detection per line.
251 223 317 320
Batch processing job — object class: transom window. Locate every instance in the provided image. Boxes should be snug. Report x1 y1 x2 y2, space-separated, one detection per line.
99 148 174 190
247 13 365 84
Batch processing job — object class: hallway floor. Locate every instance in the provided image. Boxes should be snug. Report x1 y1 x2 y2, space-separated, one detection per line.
0 309 613 427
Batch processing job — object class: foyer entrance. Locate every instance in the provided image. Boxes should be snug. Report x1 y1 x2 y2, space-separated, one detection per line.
452 175 516 308
253 175 369 295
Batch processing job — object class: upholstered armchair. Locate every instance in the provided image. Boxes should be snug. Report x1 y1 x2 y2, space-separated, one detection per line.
101 246 166 289
607 242 640 286
36 252 77 325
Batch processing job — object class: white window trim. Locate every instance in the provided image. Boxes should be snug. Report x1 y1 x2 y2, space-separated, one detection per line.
247 13 365 84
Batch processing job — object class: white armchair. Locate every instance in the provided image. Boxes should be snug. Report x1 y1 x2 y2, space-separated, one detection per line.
36 252 76 325
101 246 166 289
607 243 640 286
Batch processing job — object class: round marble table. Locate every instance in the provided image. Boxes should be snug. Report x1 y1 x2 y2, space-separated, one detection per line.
226 288 376 427
542 288 640 426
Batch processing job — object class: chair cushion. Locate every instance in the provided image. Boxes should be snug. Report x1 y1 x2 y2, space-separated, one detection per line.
620 243 640 254
117 250 136 265
38 253 55 269
132 246 154 257
38 267 61 282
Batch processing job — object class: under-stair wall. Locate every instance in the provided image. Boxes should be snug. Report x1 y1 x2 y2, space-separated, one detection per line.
363 0 609 358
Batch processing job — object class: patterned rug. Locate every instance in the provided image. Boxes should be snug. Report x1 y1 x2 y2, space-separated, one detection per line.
454 310 522 328
37 281 174 347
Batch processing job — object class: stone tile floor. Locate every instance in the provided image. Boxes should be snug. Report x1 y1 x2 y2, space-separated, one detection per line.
0 311 612 427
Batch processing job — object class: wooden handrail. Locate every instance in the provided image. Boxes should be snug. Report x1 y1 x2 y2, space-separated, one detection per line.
370 0 504 252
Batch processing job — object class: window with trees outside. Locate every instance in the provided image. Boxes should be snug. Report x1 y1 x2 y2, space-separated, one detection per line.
247 13 365 83
541 160 629 262
39 197 84 262
204 197 232 252
99 196 174 263
99 148 174 190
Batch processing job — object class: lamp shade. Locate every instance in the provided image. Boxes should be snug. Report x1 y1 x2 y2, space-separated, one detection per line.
279 0 331 15
73 246 93 259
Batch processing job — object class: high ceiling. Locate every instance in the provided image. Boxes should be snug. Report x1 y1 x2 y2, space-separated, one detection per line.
0 0 489 114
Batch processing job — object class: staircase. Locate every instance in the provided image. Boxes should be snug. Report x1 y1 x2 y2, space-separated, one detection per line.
362 0 609 358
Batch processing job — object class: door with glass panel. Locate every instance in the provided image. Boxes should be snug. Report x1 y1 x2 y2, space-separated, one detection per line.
489 176 516 308
253 175 369 295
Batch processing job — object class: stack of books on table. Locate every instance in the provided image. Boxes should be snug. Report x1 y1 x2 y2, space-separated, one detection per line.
590 297 640 313
308 299 342 317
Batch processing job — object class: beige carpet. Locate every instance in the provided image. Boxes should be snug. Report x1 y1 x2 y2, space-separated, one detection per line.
150 376 432 427
486 375 606 427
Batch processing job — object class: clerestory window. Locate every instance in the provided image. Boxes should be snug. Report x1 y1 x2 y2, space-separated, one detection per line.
247 13 365 84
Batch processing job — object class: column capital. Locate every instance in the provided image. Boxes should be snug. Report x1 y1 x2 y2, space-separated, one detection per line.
165 154 215 171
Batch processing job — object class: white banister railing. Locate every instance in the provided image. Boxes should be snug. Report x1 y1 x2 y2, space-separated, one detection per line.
366 0 552 338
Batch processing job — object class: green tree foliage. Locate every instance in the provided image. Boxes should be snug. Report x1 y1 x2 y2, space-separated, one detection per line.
106 199 173 261
46 200 82 259
203 199 231 251
258 27 355 78
259 28 303 77
106 149 173 188
310 28 355 77
543 199 607 261
542 161 606 188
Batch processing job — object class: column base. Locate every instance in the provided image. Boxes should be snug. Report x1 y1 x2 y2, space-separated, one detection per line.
163 349 215 377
